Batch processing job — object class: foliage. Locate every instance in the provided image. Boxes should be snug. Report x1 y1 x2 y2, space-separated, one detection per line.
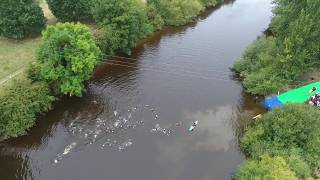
240 104 320 177
270 0 320 79
92 0 153 54
146 3 165 31
0 0 46 39
46 0 93 21
286 153 312 179
235 155 298 180
234 0 320 95
233 36 285 95
0 78 55 138
36 22 101 96
200 0 218 7
147 0 204 26
95 26 121 56
242 67 284 95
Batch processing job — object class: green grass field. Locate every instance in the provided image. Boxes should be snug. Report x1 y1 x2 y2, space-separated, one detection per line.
0 1 56 81
0 38 41 79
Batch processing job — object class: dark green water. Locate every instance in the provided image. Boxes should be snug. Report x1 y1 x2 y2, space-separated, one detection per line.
0 0 272 179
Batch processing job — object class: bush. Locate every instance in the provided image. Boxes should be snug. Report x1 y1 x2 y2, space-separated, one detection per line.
242 67 284 95
286 153 312 179
0 0 46 39
146 3 165 31
147 0 204 26
47 0 93 21
36 22 101 96
92 0 153 54
0 79 55 138
235 155 298 180
240 104 320 175
200 0 218 7
233 37 286 95
95 26 121 56
234 0 320 96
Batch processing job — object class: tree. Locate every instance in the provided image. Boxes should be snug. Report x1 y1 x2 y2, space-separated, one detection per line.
0 78 55 138
0 0 46 39
200 0 218 7
240 104 320 175
36 22 101 96
233 0 320 96
47 0 93 21
147 0 204 26
92 0 153 54
235 155 298 180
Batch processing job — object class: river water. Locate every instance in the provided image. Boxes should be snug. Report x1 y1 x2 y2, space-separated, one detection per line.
0 0 272 179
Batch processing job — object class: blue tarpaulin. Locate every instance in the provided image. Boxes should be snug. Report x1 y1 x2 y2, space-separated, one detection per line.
261 96 283 111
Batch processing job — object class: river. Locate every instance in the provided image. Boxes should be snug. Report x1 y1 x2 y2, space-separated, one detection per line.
0 0 272 179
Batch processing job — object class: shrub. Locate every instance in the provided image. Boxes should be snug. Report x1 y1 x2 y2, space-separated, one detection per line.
240 104 320 174
200 0 218 7
147 0 204 26
36 22 101 96
242 67 284 95
0 78 55 138
234 0 320 96
92 0 153 54
235 155 298 180
233 37 286 95
286 153 312 179
146 3 165 31
0 0 46 39
95 26 121 56
47 0 93 21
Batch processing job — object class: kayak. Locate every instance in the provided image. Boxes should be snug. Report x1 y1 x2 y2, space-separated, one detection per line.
189 120 198 131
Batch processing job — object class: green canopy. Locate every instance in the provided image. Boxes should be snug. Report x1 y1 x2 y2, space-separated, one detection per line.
278 82 320 104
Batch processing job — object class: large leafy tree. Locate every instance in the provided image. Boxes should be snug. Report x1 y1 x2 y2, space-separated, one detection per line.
36 22 101 97
92 0 153 54
0 79 54 138
47 0 93 21
0 0 46 39
240 104 320 175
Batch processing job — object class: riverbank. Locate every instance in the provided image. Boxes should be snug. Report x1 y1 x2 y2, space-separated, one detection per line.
234 0 320 179
0 1 273 179
0 0 227 140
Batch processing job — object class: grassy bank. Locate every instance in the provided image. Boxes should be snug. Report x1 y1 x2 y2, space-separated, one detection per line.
0 1 55 81
0 0 225 139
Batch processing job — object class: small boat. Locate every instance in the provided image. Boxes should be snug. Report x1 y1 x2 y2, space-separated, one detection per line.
262 82 320 111
189 120 198 131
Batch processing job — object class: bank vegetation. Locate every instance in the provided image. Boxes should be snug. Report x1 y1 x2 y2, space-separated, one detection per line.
0 0 224 139
234 0 320 179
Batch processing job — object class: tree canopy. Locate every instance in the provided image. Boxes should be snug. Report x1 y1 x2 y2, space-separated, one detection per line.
233 0 320 95
0 0 46 39
36 22 101 96
47 0 93 21
235 155 298 180
0 79 54 138
240 104 320 178
92 0 153 54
